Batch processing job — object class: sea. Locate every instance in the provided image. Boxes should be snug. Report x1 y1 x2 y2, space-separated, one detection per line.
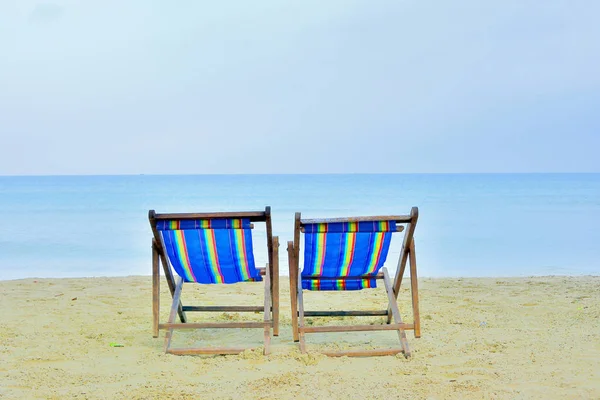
0 174 598 280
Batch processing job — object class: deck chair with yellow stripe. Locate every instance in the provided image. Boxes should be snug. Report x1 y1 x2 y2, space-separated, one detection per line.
287 207 420 357
149 207 279 355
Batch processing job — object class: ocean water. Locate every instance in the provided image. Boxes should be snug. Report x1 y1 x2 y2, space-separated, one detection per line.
0 174 598 280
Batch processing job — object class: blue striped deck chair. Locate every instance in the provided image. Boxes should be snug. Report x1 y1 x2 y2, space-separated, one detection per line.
287 207 420 357
149 206 279 356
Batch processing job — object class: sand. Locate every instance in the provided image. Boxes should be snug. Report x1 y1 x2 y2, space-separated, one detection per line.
0 275 599 399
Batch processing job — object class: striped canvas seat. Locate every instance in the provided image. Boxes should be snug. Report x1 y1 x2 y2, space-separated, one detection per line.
156 218 261 284
301 220 396 290
288 208 420 357
150 207 279 356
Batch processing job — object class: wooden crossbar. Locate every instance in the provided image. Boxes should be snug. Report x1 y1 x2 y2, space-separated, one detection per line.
300 215 412 224
304 310 389 317
151 211 267 222
159 322 270 330
182 306 266 312
300 323 412 333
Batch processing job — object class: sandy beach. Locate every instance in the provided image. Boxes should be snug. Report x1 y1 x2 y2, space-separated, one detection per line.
1 275 599 399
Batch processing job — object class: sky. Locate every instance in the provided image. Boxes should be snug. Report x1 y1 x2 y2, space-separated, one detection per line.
1 0 599 175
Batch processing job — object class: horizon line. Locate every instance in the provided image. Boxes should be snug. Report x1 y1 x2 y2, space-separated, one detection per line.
1 172 599 178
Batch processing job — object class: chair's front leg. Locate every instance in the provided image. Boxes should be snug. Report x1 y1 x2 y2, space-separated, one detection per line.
164 277 184 353
152 240 160 338
287 241 299 342
382 268 411 357
271 236 280 336
263 261 272 355
296 271 306 354
388 246 409 324
409 240 421 338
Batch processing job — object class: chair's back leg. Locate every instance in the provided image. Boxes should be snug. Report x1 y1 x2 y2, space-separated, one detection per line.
265 206 274 285
152 241 160 338
287 241 299 342
265 208 274 323
296 272 307 354
409 240 421 338
272 236 280 337
263 261 272 355
291 212 302 342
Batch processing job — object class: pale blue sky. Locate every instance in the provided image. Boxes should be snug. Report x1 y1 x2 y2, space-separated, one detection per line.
1 0 599 175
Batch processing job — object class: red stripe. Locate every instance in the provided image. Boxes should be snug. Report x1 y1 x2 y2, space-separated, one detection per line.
370 234 385 273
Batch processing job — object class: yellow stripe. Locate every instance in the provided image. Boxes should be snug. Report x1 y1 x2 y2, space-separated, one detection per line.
234 229 250 280
174 230 196 281
366 232 385 273
204 229 224 283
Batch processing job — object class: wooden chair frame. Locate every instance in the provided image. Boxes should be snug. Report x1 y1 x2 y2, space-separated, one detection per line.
287 207 420 357
149 206 279 355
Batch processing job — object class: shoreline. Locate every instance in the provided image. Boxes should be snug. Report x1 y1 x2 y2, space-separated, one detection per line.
2 273 599 283
1 275 599 399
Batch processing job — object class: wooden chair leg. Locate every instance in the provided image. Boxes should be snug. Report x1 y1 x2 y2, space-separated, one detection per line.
263 262 272 355
152 241 160 338
409 240 421 338
296 273 307 354
159 251 187 323
288 241 299 342
383 268 411 357
164 277 184 353
387 248 408 324
272 237 280 337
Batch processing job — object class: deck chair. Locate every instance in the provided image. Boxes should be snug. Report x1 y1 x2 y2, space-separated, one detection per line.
287 207 420 357
149 206 279 355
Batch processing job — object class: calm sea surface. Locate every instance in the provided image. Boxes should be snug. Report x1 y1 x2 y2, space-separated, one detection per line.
0 174 598 280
